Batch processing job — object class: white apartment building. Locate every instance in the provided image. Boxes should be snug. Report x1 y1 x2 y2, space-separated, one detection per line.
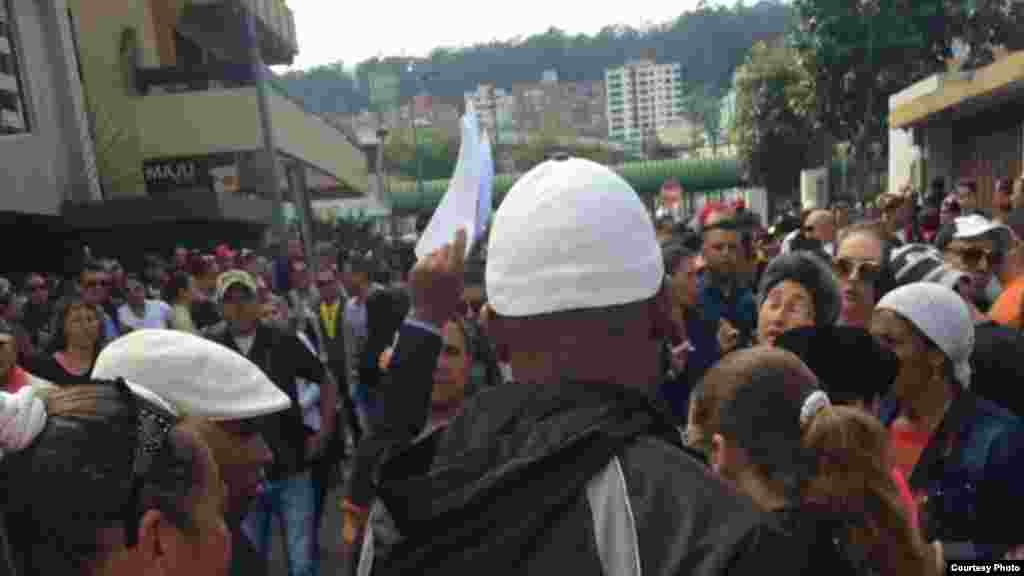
464 83 507 135
605 60 685 157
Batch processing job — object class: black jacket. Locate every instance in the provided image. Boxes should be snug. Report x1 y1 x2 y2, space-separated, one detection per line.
363 376 804 575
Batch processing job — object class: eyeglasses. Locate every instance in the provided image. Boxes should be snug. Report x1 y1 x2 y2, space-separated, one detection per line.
946 246 1001 270
832 257 882 284
84 280 111 289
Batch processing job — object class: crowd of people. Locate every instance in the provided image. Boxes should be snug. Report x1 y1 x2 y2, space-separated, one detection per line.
1 157 1024 576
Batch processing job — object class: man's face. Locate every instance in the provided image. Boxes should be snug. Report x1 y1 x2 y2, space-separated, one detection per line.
125 279 146 307
880 196 908 229
27 275 48 305
351 271 370 297
0 334 16 377
189 419 273 521
80 271 109 306
944 237 1000 301
996 184 1013 214
220 285 261 333
957 185 977 212
291 262 310 291
805 212 836 244
702 228 740 278
1012 179 1024 211
175 248 188 267
316 271 339 302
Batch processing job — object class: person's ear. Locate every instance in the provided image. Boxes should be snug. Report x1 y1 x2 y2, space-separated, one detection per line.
135 509 171 575
925 347 946 382
710 433 727 475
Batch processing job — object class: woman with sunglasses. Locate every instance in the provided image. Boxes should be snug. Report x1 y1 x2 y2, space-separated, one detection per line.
833 222 896 329
0 380 230 576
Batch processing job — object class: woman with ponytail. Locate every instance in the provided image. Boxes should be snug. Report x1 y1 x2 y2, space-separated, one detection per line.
690 347 938 575
803 405 939 575
0 380 230 576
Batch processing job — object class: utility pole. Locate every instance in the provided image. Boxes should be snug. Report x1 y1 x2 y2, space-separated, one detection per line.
246 9 287 264
410 66 438 215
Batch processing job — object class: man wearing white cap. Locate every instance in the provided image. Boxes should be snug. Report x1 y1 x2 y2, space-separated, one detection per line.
346 158 796 574
936 214 1012 311
205 269 336 576
92 328 290 576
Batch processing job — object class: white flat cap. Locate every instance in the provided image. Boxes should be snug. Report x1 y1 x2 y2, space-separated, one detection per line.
486 157 663 317
93 329 290 421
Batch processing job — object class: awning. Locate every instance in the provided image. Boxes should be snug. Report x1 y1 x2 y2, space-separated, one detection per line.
890 51 1024 129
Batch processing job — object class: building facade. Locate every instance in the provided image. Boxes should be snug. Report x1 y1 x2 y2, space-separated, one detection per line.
889 49 1024 210
0 0 103 271
61 0 368 255
605 60 686 157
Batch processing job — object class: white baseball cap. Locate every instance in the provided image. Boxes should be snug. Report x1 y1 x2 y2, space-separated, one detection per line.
486 157 663 317
952 214 1009 240
93 329 290 421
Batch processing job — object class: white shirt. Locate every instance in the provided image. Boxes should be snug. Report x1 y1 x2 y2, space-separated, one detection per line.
117 300 172 331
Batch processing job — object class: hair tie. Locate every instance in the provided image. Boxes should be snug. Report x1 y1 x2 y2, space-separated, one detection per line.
800 390 831 427
0 387 47 460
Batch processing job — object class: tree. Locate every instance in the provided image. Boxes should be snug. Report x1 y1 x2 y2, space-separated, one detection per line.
382 126 458 181
732 40 816 206
275 3 795 114
792 0 952 199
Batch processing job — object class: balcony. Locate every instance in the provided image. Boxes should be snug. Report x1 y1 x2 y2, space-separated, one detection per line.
134 64 368 202
177 0 297 66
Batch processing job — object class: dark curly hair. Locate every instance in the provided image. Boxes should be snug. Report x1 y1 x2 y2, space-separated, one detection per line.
1 382 202 576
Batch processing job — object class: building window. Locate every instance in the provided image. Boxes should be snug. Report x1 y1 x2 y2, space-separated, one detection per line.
0 0 30 134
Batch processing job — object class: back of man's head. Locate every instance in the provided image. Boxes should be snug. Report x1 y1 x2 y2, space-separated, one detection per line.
486 158 662 320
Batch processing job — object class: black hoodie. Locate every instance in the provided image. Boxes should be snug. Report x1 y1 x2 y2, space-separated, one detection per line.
366 379 805 575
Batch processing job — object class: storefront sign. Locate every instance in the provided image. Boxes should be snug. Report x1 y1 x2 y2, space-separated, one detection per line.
142 153 239 195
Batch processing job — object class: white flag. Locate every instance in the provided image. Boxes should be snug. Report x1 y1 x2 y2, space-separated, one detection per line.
415 105 481 260
477 130 495 239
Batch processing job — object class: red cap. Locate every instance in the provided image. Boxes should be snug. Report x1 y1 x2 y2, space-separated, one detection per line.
699 202 726 227
215 244 236 260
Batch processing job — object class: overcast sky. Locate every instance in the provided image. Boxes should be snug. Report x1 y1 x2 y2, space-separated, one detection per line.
277 1 704 71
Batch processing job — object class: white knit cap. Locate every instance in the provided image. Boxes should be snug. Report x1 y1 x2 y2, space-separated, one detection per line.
93 329 290 421
485 157 663 317
876 283 974 389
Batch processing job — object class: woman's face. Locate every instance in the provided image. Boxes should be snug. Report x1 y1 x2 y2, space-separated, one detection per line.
432 321 470 407
65 304 100 348
757 280 815 346
869 309 938 404
835 232 884 329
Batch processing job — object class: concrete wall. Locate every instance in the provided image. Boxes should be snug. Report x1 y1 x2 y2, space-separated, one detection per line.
0 0 95 215
135 86 369 192
923 120 954 191
887 127 917 196
68 0 162 199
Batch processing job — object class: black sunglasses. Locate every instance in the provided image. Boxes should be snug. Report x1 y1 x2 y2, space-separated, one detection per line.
832 257 882 284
